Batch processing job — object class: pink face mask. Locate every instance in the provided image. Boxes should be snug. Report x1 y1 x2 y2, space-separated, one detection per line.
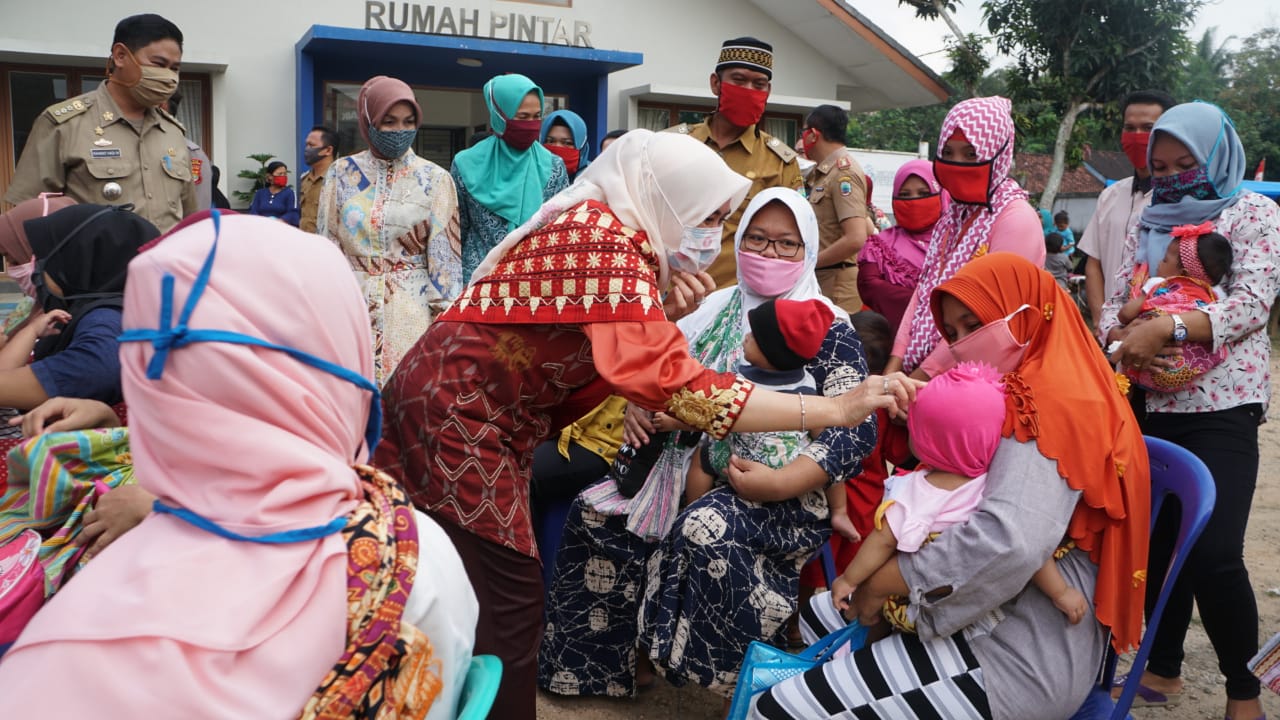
948 304 1032 373
737 250 806 297
7 259 35 298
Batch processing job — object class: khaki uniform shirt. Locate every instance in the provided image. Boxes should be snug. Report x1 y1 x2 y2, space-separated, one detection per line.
665 117 803 289
4 82 196 232
807 147 867 264
299 165 329 234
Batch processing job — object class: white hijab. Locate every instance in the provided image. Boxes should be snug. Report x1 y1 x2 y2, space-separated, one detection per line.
581 188 850 539
678 186 849 342
473 129 751 288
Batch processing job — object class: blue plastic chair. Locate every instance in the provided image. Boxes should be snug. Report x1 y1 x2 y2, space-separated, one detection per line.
456 654 502 720
1069 435 1217 720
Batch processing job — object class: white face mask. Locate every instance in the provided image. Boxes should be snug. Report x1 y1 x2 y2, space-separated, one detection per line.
669 225 722 275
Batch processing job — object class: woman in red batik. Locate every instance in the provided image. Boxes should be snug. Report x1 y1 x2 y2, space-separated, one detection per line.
375 129 920 719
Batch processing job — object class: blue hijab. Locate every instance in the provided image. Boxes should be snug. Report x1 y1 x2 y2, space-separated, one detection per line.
1137 101 1246 265
540 109 591 173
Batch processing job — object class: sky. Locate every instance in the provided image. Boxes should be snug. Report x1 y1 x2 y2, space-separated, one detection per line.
853 0 1278 75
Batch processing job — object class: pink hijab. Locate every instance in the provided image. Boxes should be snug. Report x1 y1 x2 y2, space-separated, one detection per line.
901 96 1027 372
859 159 947 288
358 75 422 158
0 215 376 718
907 361 1007 477
0 193 76 263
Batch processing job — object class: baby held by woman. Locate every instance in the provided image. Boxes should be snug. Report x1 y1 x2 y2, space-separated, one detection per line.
830 362 1088 629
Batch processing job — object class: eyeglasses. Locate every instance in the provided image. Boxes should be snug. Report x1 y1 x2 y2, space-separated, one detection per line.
741 232 804 258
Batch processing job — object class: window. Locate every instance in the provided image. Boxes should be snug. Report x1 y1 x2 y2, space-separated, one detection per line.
0 63 211 203
636 101 800 145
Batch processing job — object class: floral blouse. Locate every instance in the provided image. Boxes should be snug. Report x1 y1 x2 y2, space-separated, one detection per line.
1099 191 1280 414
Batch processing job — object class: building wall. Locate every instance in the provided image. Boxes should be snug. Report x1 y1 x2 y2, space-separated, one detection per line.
1 0 856 196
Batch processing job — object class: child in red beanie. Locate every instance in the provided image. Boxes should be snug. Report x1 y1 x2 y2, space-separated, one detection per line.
684 298 838 509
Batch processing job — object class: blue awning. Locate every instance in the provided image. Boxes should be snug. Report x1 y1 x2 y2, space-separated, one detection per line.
296 24 641 80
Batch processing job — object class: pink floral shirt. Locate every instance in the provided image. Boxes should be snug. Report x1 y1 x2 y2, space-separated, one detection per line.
1099 191 1279 414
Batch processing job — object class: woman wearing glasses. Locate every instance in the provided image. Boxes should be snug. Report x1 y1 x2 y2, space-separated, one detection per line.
541 188 878 704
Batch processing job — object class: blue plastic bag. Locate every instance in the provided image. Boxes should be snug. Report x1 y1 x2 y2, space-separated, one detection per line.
726 620 870 719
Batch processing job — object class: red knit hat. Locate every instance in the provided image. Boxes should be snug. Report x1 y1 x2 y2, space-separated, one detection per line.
748 298 835 370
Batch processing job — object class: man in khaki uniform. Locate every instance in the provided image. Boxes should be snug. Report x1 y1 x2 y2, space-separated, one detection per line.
4 13 195 232
299 125 338 234
665 37 803 289
802 105 868 313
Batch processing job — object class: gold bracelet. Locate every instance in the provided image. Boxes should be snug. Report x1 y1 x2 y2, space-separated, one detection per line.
799 393 807 433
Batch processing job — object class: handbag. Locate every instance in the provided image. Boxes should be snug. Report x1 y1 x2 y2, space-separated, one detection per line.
1249 630 1280 695
0 530 45 657
726 620 869 720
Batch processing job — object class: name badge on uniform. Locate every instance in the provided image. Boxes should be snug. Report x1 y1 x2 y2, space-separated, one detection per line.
91 148 122 159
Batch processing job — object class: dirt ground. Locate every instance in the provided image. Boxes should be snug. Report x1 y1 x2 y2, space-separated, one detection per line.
536 351 1280 720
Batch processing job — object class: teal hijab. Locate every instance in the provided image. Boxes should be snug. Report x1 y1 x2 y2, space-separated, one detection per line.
452 74 558 228
541 109 591 172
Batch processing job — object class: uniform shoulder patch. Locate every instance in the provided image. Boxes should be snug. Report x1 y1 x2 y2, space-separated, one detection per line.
663 123 690 135
838 177 854 196
45 95 92 125
763 133 797 163
156 106 186 133
836 155 852 170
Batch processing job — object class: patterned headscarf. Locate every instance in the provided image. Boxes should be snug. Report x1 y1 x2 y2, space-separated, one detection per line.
902 96 1027 372
1136 101 1246 265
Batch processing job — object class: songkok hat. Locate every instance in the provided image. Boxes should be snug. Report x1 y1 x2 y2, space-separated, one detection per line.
717 37 773 79
748 298 833 371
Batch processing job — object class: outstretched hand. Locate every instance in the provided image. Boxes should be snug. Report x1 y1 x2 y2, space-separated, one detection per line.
837 373 924 427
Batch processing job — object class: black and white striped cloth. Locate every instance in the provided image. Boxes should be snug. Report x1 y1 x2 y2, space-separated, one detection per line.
749 594 993 719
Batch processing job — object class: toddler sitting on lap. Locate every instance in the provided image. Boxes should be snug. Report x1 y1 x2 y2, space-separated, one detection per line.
830 362 1088 629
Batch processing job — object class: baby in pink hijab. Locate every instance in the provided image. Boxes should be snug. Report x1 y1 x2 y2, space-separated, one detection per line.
0 213 477 719
829 362 1089 629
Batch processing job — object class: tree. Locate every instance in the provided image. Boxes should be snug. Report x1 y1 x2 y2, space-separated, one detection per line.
984 0 1203 210
1178 27 1234 103
1219 28 1280 181
234 153 276 207
899 0 990 96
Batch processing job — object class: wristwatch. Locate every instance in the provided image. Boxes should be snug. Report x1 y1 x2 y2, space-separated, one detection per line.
1171 314 1188 343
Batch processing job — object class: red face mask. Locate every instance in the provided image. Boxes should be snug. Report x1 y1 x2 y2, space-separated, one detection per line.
545 143 580 175
801 128 821 158
1121 131 1151 171
933 157 996 206
502 119 542 151
717 82 768 128
271 175 288 188
892 194 944 232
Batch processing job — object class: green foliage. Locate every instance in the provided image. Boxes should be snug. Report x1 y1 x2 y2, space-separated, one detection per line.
947 33 991 97
233 153 276 206
899 0 961 20
847 105 950 153
982 0 1203 207
1177 27 1234 103
1219 28 1280 181
984 0 1201 107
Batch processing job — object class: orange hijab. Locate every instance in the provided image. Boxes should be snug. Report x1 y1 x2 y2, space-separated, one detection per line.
931 252 1150 653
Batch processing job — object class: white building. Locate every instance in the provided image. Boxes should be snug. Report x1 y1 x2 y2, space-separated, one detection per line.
0 0 947 204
